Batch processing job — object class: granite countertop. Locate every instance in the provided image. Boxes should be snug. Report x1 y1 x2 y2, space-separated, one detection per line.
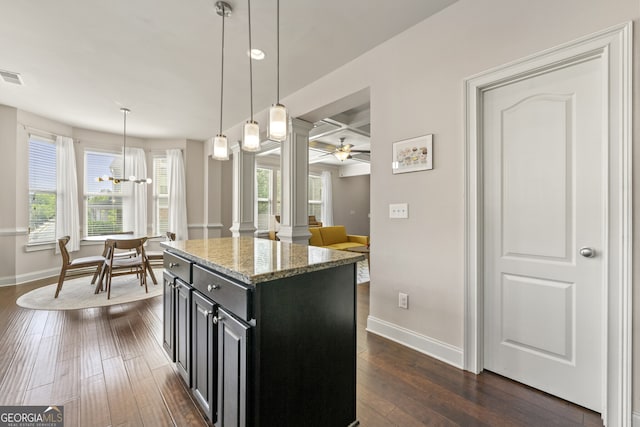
161 237 365 285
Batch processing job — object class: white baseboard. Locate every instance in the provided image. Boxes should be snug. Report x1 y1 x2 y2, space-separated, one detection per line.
366 316 463 368
633 411 640 427
0 267 59 286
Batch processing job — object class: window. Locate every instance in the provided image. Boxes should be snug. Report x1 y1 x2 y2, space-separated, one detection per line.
256 168 273 231
257 169 324 227
154 156 169 234
84 150 124 236
308 175 323 222
28 136 57 244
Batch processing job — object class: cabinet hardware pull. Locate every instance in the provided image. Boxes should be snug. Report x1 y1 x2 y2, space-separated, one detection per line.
203 310 213 318
213 315 225 325
207 284 221 292
169 262 179 268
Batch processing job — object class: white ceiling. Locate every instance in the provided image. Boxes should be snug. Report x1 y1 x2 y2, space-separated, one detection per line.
0 0 456 140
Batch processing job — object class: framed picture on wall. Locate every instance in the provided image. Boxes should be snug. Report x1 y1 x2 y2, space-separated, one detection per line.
392 134 433 174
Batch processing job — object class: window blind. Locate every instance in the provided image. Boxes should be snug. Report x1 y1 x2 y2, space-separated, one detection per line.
84 150 124 236
28 136 57 244
154 156 168 234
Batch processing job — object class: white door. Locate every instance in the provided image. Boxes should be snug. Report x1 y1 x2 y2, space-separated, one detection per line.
482 56 603 411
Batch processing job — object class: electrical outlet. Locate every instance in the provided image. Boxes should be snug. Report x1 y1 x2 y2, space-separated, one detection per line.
398 292 408 309
389 203 409 219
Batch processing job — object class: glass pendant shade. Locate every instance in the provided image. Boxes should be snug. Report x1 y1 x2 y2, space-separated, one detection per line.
335 150 350 162
242 120 260 152
212 134 229 160
268 103 288 142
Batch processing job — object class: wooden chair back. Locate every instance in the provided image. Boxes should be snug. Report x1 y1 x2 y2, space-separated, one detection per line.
104 237 149 299
55 235 105 298
58 236 72 266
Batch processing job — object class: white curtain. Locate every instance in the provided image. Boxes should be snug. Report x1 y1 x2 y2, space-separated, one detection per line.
167 149 188 240
55 136 81 251
122 147 148 236
321 170 334 226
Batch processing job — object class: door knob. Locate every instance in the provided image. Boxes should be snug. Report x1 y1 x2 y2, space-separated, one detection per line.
579 247 596 258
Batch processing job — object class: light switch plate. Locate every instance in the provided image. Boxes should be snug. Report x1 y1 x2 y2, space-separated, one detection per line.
389 203 409 219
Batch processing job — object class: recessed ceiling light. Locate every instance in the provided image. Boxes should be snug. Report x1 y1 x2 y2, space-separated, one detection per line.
247 48 265 60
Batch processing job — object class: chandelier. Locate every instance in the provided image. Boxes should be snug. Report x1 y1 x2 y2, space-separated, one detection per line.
97 108 152 184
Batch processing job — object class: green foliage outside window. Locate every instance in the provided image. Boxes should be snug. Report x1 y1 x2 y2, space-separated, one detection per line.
86 194 123 235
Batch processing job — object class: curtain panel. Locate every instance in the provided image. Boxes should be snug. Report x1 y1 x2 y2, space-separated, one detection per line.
321 170 334 226
122 147 148 236
55 136 81 251
167 149 188 240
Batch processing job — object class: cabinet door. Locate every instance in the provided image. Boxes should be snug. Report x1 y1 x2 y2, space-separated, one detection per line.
215 307 250 427
192 291 217 422
175 278 192 386
162 272 176 361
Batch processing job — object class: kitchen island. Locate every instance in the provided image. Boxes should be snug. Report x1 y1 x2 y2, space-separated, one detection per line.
161 237 364 427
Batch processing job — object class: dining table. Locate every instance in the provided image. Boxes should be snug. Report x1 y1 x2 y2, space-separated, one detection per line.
84 233 161 293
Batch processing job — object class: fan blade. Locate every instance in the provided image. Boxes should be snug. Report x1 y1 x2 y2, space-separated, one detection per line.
349 149 370 153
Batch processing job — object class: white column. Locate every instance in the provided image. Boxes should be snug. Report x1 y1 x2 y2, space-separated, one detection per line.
229 144 256 237
278 118 313 244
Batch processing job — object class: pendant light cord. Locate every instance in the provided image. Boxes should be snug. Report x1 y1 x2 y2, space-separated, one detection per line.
276 0 280 104
248 0 254 120
122 108 127 178
219 8 226 133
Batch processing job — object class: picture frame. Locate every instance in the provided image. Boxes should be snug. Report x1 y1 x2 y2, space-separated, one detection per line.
392 134 433 174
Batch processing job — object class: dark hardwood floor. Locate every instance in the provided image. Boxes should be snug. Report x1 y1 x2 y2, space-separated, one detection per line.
0 279 602 426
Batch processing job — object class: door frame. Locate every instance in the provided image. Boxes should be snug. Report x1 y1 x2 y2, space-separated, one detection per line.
463 23 632 426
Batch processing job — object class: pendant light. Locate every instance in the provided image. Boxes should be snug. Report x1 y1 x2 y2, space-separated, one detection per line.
211 1 232 160
242 0 260 152
97 108 152 184
267 0 288 142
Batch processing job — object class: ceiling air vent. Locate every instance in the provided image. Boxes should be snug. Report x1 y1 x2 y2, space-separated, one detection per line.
0 70 23 85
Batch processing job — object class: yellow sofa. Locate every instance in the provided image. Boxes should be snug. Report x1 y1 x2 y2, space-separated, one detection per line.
309 226 369 250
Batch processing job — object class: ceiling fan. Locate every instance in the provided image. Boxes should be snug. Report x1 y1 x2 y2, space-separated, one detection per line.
330 137 370 161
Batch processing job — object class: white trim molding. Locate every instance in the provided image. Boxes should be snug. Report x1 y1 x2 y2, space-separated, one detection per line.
366 316 463 368
0 227 28 237
464 22 632 427
0 267 59 287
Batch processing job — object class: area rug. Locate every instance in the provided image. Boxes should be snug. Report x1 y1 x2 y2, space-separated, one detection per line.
16 269 164 311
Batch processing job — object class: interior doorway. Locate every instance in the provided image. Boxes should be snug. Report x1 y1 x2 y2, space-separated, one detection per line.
464 23 632 426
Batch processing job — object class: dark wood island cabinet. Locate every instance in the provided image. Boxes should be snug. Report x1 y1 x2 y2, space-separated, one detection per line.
161 237 363 427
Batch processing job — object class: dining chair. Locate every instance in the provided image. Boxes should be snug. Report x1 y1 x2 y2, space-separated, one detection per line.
146 231 176 267
103 237 148 299
55 236 106 298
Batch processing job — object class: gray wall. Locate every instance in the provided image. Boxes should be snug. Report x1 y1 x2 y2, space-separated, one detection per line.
331 174 370 236
280 0 640 412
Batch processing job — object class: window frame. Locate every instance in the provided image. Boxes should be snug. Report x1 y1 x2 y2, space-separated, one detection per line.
254 163 326 229
153 154 169 235
27 135 57 246
83 148 126 237
255 167 274 232
308 174 323 223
